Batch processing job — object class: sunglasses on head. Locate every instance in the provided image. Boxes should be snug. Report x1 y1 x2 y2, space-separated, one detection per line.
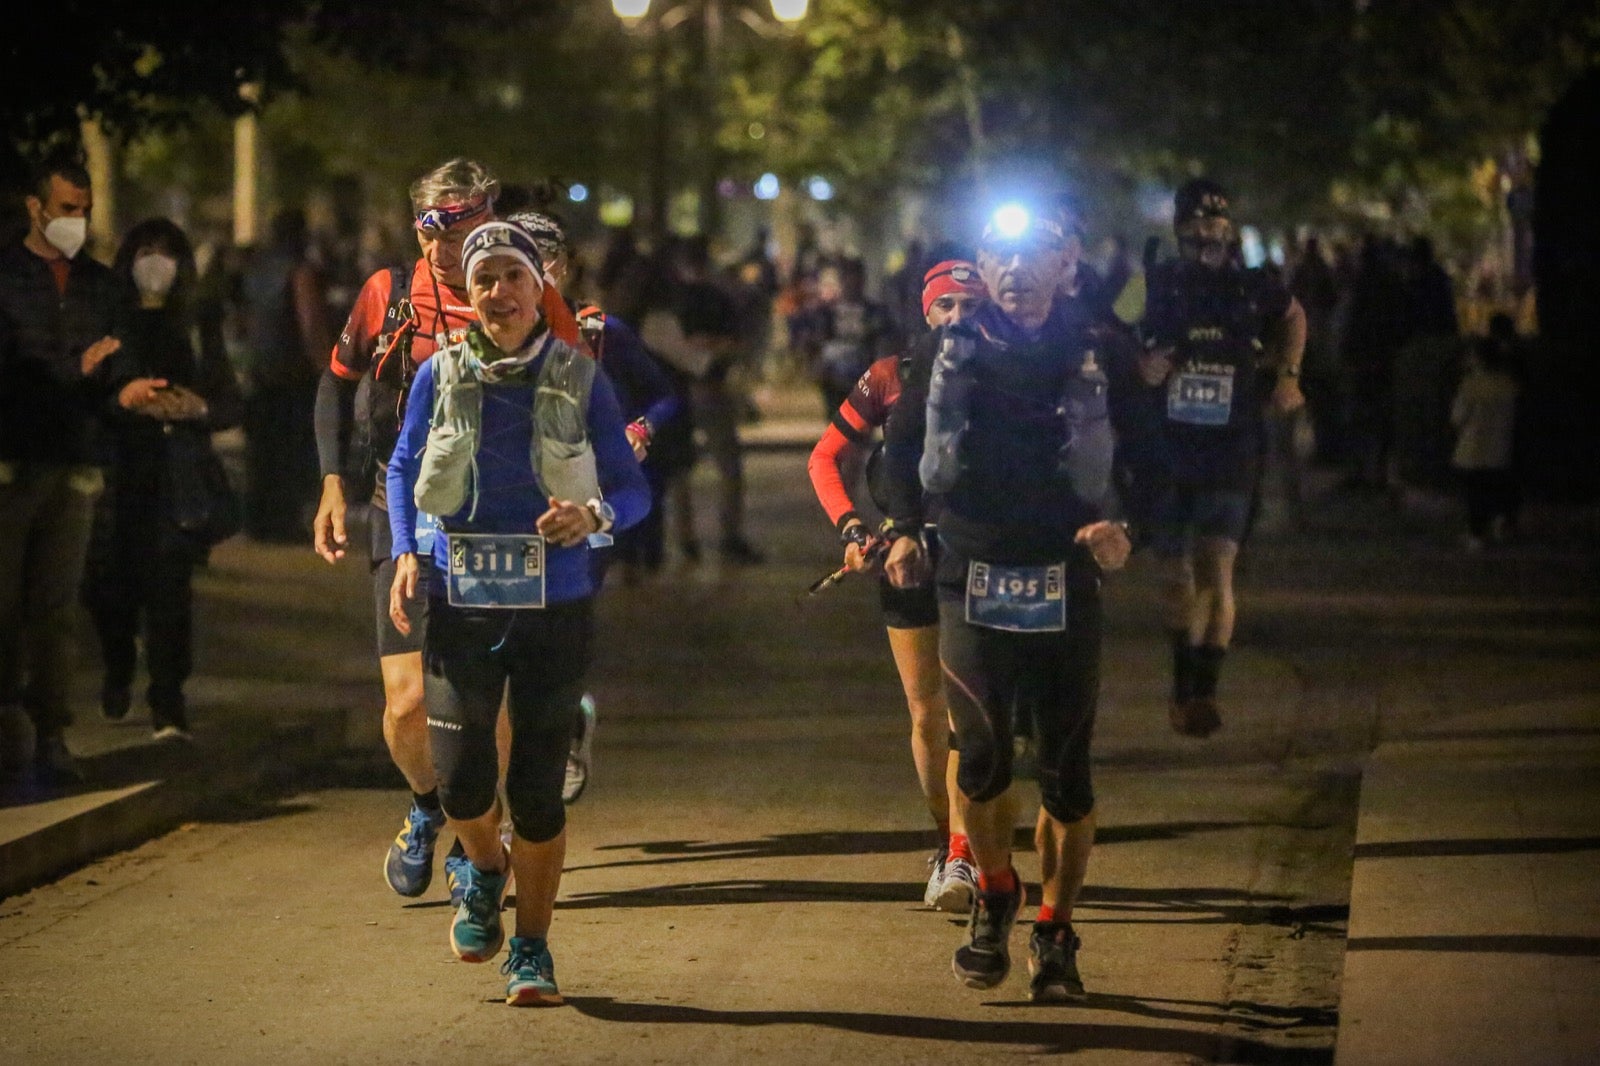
415 197 490 234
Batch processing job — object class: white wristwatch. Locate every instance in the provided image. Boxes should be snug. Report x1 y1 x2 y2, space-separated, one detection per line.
585 498 615 534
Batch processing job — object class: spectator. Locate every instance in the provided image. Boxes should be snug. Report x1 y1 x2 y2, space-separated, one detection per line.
240 209 329 542
794 257 895 417
85 218 243 739
0 154 160 784
1451 315 1522 550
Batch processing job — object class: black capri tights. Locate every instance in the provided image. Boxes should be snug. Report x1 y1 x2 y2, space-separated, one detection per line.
423 596 594 844
937 569 1102 824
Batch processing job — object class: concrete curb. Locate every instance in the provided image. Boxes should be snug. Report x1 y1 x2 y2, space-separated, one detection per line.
0 712 349 901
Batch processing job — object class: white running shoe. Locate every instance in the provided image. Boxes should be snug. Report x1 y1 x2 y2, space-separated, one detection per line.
935 856 978 914
562 694 596 804
923 848 949 908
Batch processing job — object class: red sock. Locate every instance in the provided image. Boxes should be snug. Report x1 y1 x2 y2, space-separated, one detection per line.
948 833 974 863
1036 904 1057 924
977 866 1018 896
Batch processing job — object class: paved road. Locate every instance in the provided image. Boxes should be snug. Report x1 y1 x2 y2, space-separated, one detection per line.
1 451 1594 1064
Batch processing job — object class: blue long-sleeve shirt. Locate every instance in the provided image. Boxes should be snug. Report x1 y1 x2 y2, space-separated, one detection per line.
387 347 651 604
595 314 682 435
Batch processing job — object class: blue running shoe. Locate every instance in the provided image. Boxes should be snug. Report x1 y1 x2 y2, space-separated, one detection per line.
450 851 510 963
502 936 564 1006
445 840 471 910
385 800 445 898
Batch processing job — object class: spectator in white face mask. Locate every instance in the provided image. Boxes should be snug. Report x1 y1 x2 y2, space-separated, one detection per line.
84 218 244 742
0 153 163 786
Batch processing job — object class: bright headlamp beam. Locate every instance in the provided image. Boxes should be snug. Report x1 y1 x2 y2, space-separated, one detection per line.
991 203 1032 241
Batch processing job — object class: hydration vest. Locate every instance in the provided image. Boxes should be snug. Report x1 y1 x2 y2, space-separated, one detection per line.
414 328 600 521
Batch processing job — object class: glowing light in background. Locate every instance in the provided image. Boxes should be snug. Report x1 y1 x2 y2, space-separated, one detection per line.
567 184 589 203
612 0 651 22
1240 225 1266 268
806 176 834 201
753 173 781 201
769 0 809 22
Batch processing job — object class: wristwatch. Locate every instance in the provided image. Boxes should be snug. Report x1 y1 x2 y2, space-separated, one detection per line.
585 498 615 534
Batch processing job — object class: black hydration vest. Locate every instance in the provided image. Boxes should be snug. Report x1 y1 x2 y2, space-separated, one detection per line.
345 266 417 500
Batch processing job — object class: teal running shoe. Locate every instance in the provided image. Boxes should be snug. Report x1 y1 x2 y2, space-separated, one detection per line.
450 851 510 962
502 936 564 1006
445 839 471 910
384 800 445 898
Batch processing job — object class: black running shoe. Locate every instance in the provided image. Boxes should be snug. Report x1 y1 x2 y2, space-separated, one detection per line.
952 878 1022 989
1028 921 1086 1002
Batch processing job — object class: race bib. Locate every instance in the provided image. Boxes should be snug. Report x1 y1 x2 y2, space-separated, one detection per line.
416 510 441 554
446 534 546 609
1167 369 1234 426
965 561 1066 633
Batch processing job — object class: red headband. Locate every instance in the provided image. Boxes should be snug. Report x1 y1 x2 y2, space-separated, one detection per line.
922 260 986 317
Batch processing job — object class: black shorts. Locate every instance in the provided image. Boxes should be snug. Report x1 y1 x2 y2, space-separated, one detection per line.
878 575 938 629
934 543 1102 823
370 508 429 658
877 529 939 629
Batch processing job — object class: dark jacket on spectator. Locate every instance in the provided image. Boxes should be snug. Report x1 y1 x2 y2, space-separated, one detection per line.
0 241 130 465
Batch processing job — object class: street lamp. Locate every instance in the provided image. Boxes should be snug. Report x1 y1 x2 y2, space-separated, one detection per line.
612 0 806 238
612 0 807 21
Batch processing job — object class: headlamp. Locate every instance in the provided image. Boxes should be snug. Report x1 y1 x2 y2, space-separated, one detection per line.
991 204 1032 241
980 202 1066 250
415 196 491 235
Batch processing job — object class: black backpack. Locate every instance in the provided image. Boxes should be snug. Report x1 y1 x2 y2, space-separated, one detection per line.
345 266 417 501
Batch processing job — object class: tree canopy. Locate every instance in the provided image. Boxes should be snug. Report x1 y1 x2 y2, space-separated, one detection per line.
7 0 1598 254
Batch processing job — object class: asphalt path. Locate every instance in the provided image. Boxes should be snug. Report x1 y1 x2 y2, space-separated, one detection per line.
1 450 1594 1064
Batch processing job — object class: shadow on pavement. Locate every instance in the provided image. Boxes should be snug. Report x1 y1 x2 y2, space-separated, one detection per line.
1352 835 1600 860
553 876 1347 934
573 821 1275 874
1346 934 1600 957
0 742 193 809
563 996 1334 1062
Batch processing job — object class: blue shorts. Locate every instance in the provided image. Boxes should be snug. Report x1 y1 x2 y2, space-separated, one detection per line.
1150 485 1252 558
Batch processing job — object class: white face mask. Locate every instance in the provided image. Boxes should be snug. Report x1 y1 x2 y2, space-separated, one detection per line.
42 215 88 259
132 253 179 298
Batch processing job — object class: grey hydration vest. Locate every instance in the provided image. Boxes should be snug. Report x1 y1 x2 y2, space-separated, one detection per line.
414 330 600 521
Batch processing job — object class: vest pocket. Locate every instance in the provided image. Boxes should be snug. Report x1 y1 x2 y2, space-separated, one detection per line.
415 381 482 517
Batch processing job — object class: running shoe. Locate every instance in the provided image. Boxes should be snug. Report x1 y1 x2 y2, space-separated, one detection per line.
450 847 510 962
1168 698 1223 739
952 876 1022 990
384 800 445 898
445 839 471 909
502 936 564 1006
1028 921 1087 1003
935 856 979 914
562 694 597 804
923 846 949 908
